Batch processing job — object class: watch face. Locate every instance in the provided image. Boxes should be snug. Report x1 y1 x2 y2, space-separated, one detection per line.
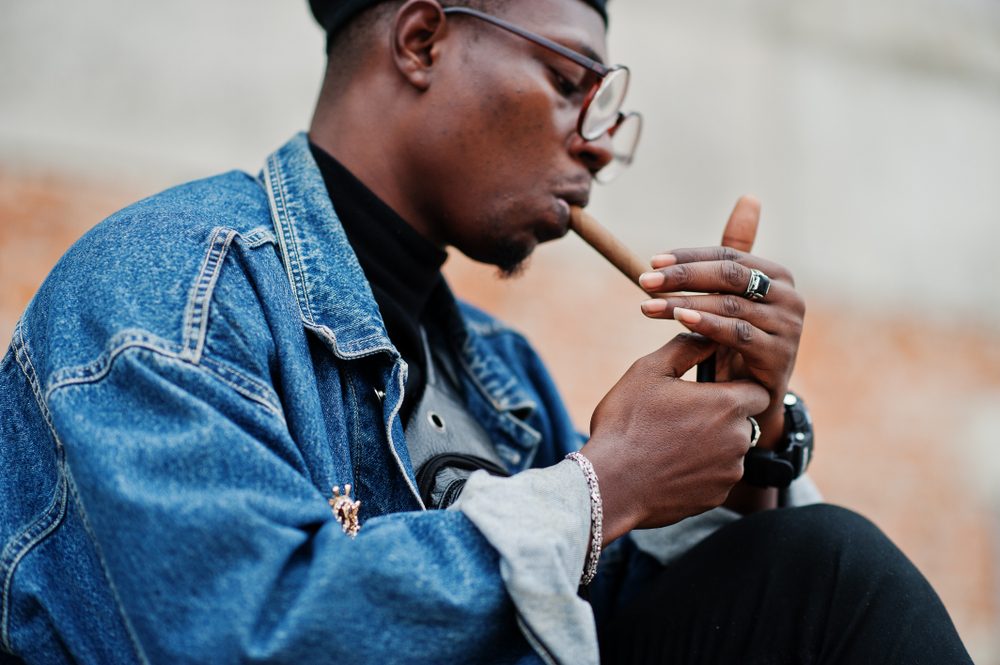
785 395 814 470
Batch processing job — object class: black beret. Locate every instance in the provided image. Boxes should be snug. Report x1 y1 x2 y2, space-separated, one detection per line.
310 0 608 41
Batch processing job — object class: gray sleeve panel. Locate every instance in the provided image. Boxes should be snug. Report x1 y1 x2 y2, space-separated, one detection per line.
451 460 597 665
783 474 824 506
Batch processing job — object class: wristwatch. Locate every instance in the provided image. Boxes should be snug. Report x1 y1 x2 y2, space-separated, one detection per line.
742 392 814 488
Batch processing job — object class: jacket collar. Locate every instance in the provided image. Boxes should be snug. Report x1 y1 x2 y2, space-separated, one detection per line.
262 133 395 360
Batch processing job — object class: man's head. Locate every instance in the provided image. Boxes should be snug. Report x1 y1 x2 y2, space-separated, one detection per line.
308 0 617 276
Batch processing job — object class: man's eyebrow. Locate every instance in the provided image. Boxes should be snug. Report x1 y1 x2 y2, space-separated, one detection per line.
563 40 606 66
538 31 606 66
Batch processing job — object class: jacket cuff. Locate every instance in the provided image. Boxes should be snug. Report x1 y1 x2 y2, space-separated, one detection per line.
450 459 597 665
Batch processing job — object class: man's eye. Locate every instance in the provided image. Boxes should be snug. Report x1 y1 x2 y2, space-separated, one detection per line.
549 68 581 98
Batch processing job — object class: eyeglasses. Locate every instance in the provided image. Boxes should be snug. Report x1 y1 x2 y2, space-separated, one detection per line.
442 6 641 183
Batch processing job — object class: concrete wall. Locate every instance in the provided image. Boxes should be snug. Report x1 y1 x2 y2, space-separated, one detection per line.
3 0 999 318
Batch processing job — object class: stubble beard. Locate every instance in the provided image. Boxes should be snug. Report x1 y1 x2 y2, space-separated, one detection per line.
483 214 534 279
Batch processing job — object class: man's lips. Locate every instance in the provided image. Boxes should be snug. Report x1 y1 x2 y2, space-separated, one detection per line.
556 189 590 210
550 190 590 239
553 198 572 238
542 195 583 242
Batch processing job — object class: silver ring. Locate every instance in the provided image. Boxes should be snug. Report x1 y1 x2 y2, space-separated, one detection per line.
748 416 761 447
743 268 771 302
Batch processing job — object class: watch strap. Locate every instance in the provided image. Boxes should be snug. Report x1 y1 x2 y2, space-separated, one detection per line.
742 392 814 489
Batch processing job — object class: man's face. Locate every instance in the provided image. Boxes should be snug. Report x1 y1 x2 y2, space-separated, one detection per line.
409 0 612 275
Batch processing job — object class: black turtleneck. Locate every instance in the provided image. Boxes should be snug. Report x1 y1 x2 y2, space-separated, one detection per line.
309 142 449 425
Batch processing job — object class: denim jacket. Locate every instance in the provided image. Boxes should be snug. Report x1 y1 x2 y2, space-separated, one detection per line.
0 134 601 664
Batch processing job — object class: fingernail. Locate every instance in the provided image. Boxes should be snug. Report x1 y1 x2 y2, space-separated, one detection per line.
639 271 665 289
641 299 668 315
650 254 677 268
673 307 702 325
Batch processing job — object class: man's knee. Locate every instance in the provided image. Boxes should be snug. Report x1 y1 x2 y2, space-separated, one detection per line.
761 504 924 593
780 503 884 545
742 504 895 567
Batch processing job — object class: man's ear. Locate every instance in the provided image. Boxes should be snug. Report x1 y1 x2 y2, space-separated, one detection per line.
390 0 449 91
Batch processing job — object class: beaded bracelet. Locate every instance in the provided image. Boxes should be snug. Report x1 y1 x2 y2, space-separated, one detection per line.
566 451 603 586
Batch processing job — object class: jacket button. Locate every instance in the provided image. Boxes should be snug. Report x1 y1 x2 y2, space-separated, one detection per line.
374 388 386 402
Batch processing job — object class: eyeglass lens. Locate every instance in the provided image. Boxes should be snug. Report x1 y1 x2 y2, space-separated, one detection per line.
595 112 642 184
581 67 630 141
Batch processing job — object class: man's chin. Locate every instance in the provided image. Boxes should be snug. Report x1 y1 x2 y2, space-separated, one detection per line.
495 255 531 280
488 237 535 279
464 212 543 278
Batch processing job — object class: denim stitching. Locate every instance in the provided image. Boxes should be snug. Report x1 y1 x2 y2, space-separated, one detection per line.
181 227 237 364
458 319 540 413
273 157 316 323
240 227 276 249
11 323 57 448
47 330 182 397
1 324 71 654
344 364 363 497
457 349 537 416
3 325 149 665
466 319 514 337
265 155 316 326
61 472 151 665
47 331 282 418
327 333 395 359
303 322 395 362
501 412 542 449
262 151 401 362
200 356 284 420
0 471 67 655
384 360 424 509
39 342 294 664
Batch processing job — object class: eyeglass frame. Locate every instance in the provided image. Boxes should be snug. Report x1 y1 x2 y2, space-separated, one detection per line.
440 6 637 144
594 110 642 184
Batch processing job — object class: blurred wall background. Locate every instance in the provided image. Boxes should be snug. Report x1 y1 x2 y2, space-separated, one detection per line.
2 0 999 660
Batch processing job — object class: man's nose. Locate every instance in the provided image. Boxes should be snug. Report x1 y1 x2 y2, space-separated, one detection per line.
569 130 615 177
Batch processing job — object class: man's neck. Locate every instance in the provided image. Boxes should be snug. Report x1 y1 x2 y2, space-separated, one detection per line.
309 84 442 248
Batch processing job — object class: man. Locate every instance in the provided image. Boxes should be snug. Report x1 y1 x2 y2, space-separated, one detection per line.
0 0 972 663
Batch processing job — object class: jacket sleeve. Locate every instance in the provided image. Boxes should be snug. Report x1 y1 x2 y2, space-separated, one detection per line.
46 343 540 665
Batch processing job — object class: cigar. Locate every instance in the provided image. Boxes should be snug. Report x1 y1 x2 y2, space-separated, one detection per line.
569 205 716 382
569 206 648 292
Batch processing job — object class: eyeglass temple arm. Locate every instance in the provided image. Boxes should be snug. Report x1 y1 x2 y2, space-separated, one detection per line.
441 6 612 77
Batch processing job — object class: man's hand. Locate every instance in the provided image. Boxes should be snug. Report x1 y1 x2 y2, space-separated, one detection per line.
580 333 771 543
635 197 806 450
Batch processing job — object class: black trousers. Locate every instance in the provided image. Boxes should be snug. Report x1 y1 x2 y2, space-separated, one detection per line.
593 504 973 665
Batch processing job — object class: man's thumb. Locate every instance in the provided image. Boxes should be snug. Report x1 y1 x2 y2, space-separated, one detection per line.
656 333 719 378
721 195 761 253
